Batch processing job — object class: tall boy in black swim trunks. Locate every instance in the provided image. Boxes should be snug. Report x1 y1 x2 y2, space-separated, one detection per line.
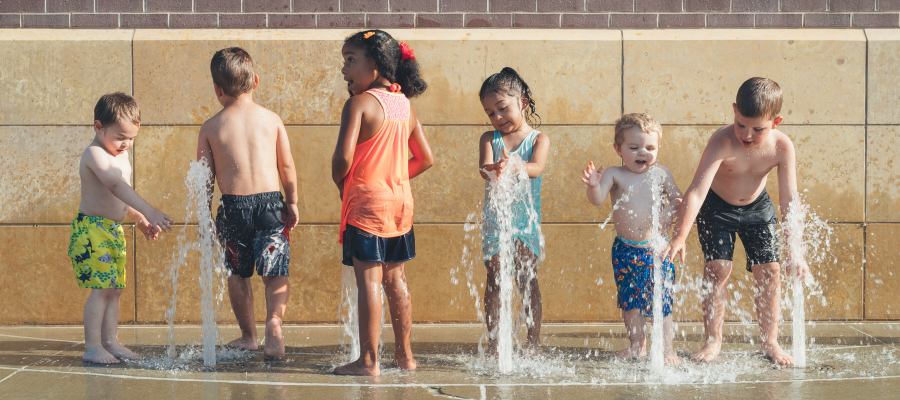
197 48 299 359
663 78 810 366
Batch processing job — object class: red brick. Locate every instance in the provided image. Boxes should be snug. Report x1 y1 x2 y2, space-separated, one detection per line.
317 13 365 27
561 13 609 27
97 0 142 12
635 0 682 12
268 13 316 27
465 13 512 27
852 13 899 27
367 13 416 27
513 13 560 27
0 14 21 27
391 0 436 12
881 0 900 11
707 13 754 27
170 13 218 28
781 0 826 11
219 13 267 28
48 0 93 12
196 0 240 12
491 0 536 11
72 13 119 27
441 0 487 12
539 0 584 12
831 0 876 11
417 13 465 27
803 13 850 27
733 0 778 12
293 0 339 12
146 0 191 12
610 13 657 27
122 13 169 28
684 0 729 12
243 0 290 12
755 13 802 27
659 13 706 27
22 14 70 28
0 0 43 13
342 0 389 12
587 0 633 12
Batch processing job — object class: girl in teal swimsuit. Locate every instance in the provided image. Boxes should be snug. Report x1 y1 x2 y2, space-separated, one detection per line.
478 68 550 356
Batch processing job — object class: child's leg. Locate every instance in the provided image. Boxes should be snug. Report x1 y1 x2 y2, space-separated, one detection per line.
483 254 501 355
100 288 141 360
82 289 119 363
382 262 416 370
663 316 681 365
616 309 646 359
226 275 259 350
261 276 289 359
334 258 383 376
515 244 542 355
691 259 732 362
752 262 792 365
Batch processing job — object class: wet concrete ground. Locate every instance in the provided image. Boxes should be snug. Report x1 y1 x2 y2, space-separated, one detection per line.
0 322 898 399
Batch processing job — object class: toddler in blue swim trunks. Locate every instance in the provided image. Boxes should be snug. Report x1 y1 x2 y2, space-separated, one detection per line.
582 113 683 366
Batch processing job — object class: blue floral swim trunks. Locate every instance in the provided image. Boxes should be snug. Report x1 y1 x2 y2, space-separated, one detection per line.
68 212 127 289
612 236 675 318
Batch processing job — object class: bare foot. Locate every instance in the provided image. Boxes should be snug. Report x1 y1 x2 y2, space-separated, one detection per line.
762 342 793 365
226 336 258 351
83 346 121 364
690 341 722 362
393 357 417 371
334 359 380 376
664 350 682 366
104 342 142 360
615 344 647 360
263 320 285 359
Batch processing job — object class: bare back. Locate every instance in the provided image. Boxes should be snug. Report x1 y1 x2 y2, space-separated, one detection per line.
78 144 132 222
708 125 787 205
198 99 285 195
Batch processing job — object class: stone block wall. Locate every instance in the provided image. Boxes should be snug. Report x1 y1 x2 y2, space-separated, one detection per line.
0 28 896 325
0 1 899 28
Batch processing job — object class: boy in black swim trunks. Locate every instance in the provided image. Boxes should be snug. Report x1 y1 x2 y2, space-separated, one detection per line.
197 48 299 359
663 77 809 366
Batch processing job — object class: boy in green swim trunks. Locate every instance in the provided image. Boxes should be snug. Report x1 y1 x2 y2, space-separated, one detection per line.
69 92 174 364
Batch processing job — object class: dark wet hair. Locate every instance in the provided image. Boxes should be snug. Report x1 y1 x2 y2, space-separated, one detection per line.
94 92 140 128
735 77 782 121
210 47 255 97
344 30 427 98
479 67 540 127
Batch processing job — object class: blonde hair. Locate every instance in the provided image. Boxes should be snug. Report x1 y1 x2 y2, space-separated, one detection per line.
614 113 662 145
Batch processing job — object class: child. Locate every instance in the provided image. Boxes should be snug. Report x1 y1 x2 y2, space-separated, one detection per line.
331 30 433 376
70 92 174 363
479 67 549 356
582 113 683 366
662 77 809 365
197 47 299 359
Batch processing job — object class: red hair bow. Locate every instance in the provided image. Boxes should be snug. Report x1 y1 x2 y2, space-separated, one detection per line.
399 41 415 61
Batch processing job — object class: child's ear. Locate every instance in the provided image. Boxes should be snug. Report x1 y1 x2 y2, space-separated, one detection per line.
732 103 737 114
772 115 784 128
93 120 103 134
613 142 622 156
213 82 223 98
253 74 260 90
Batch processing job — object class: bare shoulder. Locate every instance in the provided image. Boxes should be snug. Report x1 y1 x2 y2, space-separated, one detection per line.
656 164 674 176
704 125 735 155
344 92 379 112
479 130 495 143
771 128 795 151
534 131 550 145
81 144 108 166
199 112 222 136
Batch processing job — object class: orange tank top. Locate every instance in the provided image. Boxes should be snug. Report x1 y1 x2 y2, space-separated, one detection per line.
339 89 414 242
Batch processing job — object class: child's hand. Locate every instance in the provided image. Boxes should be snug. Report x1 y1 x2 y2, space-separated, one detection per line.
283 203 299 231
145 209 174 233
786 258 810 282
581 161 604 188
136 218 159 241
663 237 686 264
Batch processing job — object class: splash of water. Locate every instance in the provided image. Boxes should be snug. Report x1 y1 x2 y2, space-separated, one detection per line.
339 265 360 362
647 166 668 377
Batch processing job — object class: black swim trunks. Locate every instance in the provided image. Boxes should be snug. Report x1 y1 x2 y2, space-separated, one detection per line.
216 192 290 278
696 189 779 272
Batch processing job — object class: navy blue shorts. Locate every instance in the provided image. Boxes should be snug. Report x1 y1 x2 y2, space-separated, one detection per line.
342 224 415 266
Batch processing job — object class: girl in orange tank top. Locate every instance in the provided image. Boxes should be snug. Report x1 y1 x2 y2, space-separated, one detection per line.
330 30 434 377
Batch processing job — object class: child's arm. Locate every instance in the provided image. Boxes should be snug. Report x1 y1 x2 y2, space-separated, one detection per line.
127 207 158 240
275 119 299 231
332 97 365 195
776 135 809 281
196 126 217 212
407 107 434 179
478 131 503 180
523 132 550 179
84 148 173 233
662 136 726 263
582 161 614 206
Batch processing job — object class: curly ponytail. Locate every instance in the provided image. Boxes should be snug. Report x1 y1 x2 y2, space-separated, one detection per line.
344 30 428 98
478 67 540 127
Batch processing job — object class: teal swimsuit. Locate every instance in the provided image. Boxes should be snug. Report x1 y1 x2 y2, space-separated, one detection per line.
481 129 543 261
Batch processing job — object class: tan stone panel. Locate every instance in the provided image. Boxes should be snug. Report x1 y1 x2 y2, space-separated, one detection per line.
623 29 866 125
867 126 900 222
542 126 616 223
661 125 864 223
866 30 900 124
804 224 864 321
291 126 342 223
0 30 133 125
0 126 95 224
410 126 484 223
0 226 135 323
864 224 900 319
134 224 342 323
